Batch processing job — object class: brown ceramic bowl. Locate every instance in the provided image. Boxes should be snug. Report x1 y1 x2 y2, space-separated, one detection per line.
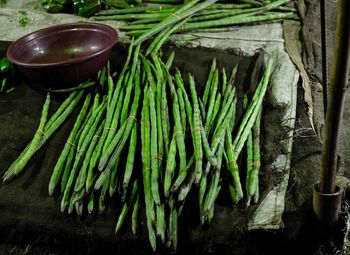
7 23 118 87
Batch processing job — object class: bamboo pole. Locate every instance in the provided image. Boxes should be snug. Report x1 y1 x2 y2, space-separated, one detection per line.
319 0 350 194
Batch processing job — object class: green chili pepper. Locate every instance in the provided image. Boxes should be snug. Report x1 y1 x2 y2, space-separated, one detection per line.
41 0 71 13
0 58 13 74
73 0 101 17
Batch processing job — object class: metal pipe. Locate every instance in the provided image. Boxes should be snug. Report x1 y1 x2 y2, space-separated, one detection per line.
319 0 350 194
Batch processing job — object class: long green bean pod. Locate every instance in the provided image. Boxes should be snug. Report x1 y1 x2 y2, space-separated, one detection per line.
164 137 177 197
3 93 50 182
141 86 157 251
208 3 252 9
177 88 187 134
221 67 227 98
201 59 216 108
61 136 79 193
183 11 296 32
115 180 138 233
75 195 84 217
157 53 173 159
173 74 195 196
61 101 106 211
162 65 187 177
201 124 218 168
165 51 175 69
90 86 123 176
188 74 203 184
97 89 128 168
202 176 218 223
140 55 157 91
65 101 94 192
199 171 208 222
146 17 190 56
88 192 95 214
120 44 141 124
208 92 221 130
94 122 127 189
92 93 101 112
204 69 219 130
4 91 84 184
149 88 161 205
44 89 79 130
150 55 164 169
76 96 106 150
103 39 134 152
44 81 96 94
222 65 237 109
49 93 91 195
229 183 239 204
94 12 171 21
98 170 110 214
213 86 236 136
67 192 76 215
199 98 206 121
204 177 221 223
107 71 141 196
16 93 50 172
161 72 170 157
133 0 202 44
191 6 261 22
121 124 138 201
203 118 226 222
225 128 243 201
247 107 262 205
170 155 195 193
174 69 193 125
108 154 121 197
203 97 235 177
245 129 254 206
132 193 140 235
74 120 105 192
98 75 140 172
168 197 178 252
232 57 273 157
178 161 197 201
96 6 177 15
156 204 166 243
106 107 138 196
122 7 297 33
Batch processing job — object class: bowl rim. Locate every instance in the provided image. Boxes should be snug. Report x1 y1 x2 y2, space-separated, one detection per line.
7 22 118 68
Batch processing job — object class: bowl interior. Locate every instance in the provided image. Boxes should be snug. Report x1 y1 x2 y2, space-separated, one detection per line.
8 23 117 66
